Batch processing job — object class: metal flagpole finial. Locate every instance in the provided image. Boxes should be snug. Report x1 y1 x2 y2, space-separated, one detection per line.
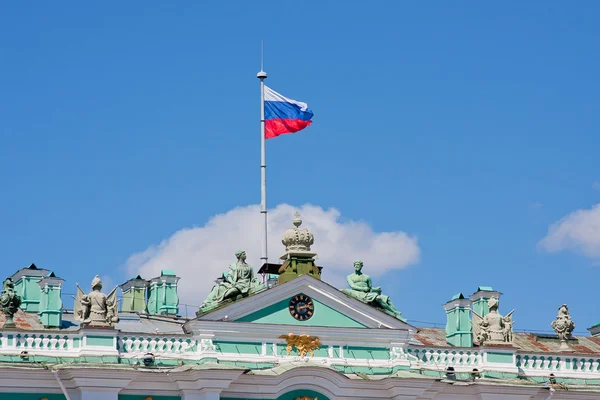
257 40 267 78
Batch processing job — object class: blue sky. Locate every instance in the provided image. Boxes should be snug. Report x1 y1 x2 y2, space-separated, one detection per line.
1 2 600 333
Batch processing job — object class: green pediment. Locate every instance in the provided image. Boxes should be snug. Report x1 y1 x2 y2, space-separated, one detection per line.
236 294 367 328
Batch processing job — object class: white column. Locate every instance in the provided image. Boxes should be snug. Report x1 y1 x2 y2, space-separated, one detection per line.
56 369 136 400
180 389 221 400
172 370 245 400
67 388 121 400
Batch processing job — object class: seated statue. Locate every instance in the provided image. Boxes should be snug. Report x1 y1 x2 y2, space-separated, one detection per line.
199 250 265 313
341 260 403 319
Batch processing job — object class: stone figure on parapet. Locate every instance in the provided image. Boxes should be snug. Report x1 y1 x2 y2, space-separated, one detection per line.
198 250 265 314
74 275 119 327
551 304 575 351
472 297 514 345
341 260 404 320
0 278 22 328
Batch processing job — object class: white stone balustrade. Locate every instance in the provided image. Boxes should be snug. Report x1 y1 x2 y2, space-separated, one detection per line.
119 336 197 354
406 347 482 370
4 329 600 383
517 353 600 375
0 333 76 353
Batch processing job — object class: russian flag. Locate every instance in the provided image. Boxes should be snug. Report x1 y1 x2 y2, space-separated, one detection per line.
264 86 314 139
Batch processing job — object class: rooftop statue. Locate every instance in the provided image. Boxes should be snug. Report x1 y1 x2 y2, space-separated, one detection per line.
552 304 575 351
74 275 119 327
341 260 404 320
0 278 22 328
199 250 265 313
472 297 514 345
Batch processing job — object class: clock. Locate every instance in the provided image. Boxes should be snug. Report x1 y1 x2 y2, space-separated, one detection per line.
289 294 314 321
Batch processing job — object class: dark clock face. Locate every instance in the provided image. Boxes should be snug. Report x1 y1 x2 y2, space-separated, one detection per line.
289 294 314 321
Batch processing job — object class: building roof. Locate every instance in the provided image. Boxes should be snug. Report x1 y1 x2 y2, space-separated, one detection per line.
0 309 44 330
415 327 600 354
0 309 187 333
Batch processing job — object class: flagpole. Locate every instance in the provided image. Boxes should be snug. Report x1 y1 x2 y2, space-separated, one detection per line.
257 68 268 267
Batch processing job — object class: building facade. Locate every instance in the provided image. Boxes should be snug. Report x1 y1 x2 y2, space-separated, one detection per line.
1 216 599 400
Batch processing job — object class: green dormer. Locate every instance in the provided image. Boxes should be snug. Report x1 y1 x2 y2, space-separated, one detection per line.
37 272 64 328
10 263 51 313
119 275 148 312
471 285 502 317
443 292 473 347
147 269 180 315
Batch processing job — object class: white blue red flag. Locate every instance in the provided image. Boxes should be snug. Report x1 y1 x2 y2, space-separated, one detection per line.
264 86 314 139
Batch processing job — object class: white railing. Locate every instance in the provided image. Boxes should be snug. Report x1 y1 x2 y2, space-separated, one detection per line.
119 336 197 354
0 333 74 352
407 347 482 369
517 353 600 374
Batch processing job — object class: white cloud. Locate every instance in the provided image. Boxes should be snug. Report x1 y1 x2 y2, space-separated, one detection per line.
539 203 600 259
124 203 420 310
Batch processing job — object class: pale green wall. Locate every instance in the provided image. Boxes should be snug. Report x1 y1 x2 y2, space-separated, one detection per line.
39 284 63 328
346 346 390 360
472 298 489 317
445 305 472 347
214 341 263 355
236 295 366 328
15 277 43 313
86 336 114 347
147 272 179 315
487 352 513 363
121 286 147 312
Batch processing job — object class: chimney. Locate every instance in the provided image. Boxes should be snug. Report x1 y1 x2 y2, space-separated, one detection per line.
147 270 180 316
444 293 473 347
471 286 502 317
10 263 51 313
119 275 149 313
37 272 64 328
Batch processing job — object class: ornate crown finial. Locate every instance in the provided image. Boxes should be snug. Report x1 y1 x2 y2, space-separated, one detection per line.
293 211 302 227
281 212 315 256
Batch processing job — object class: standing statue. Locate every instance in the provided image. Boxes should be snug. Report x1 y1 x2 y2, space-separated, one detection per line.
551 304 575 351
199 251 265 313
0 278 22 328
472 297 514 345
341 260 403 319
503 314 514 342
74 275 119 327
